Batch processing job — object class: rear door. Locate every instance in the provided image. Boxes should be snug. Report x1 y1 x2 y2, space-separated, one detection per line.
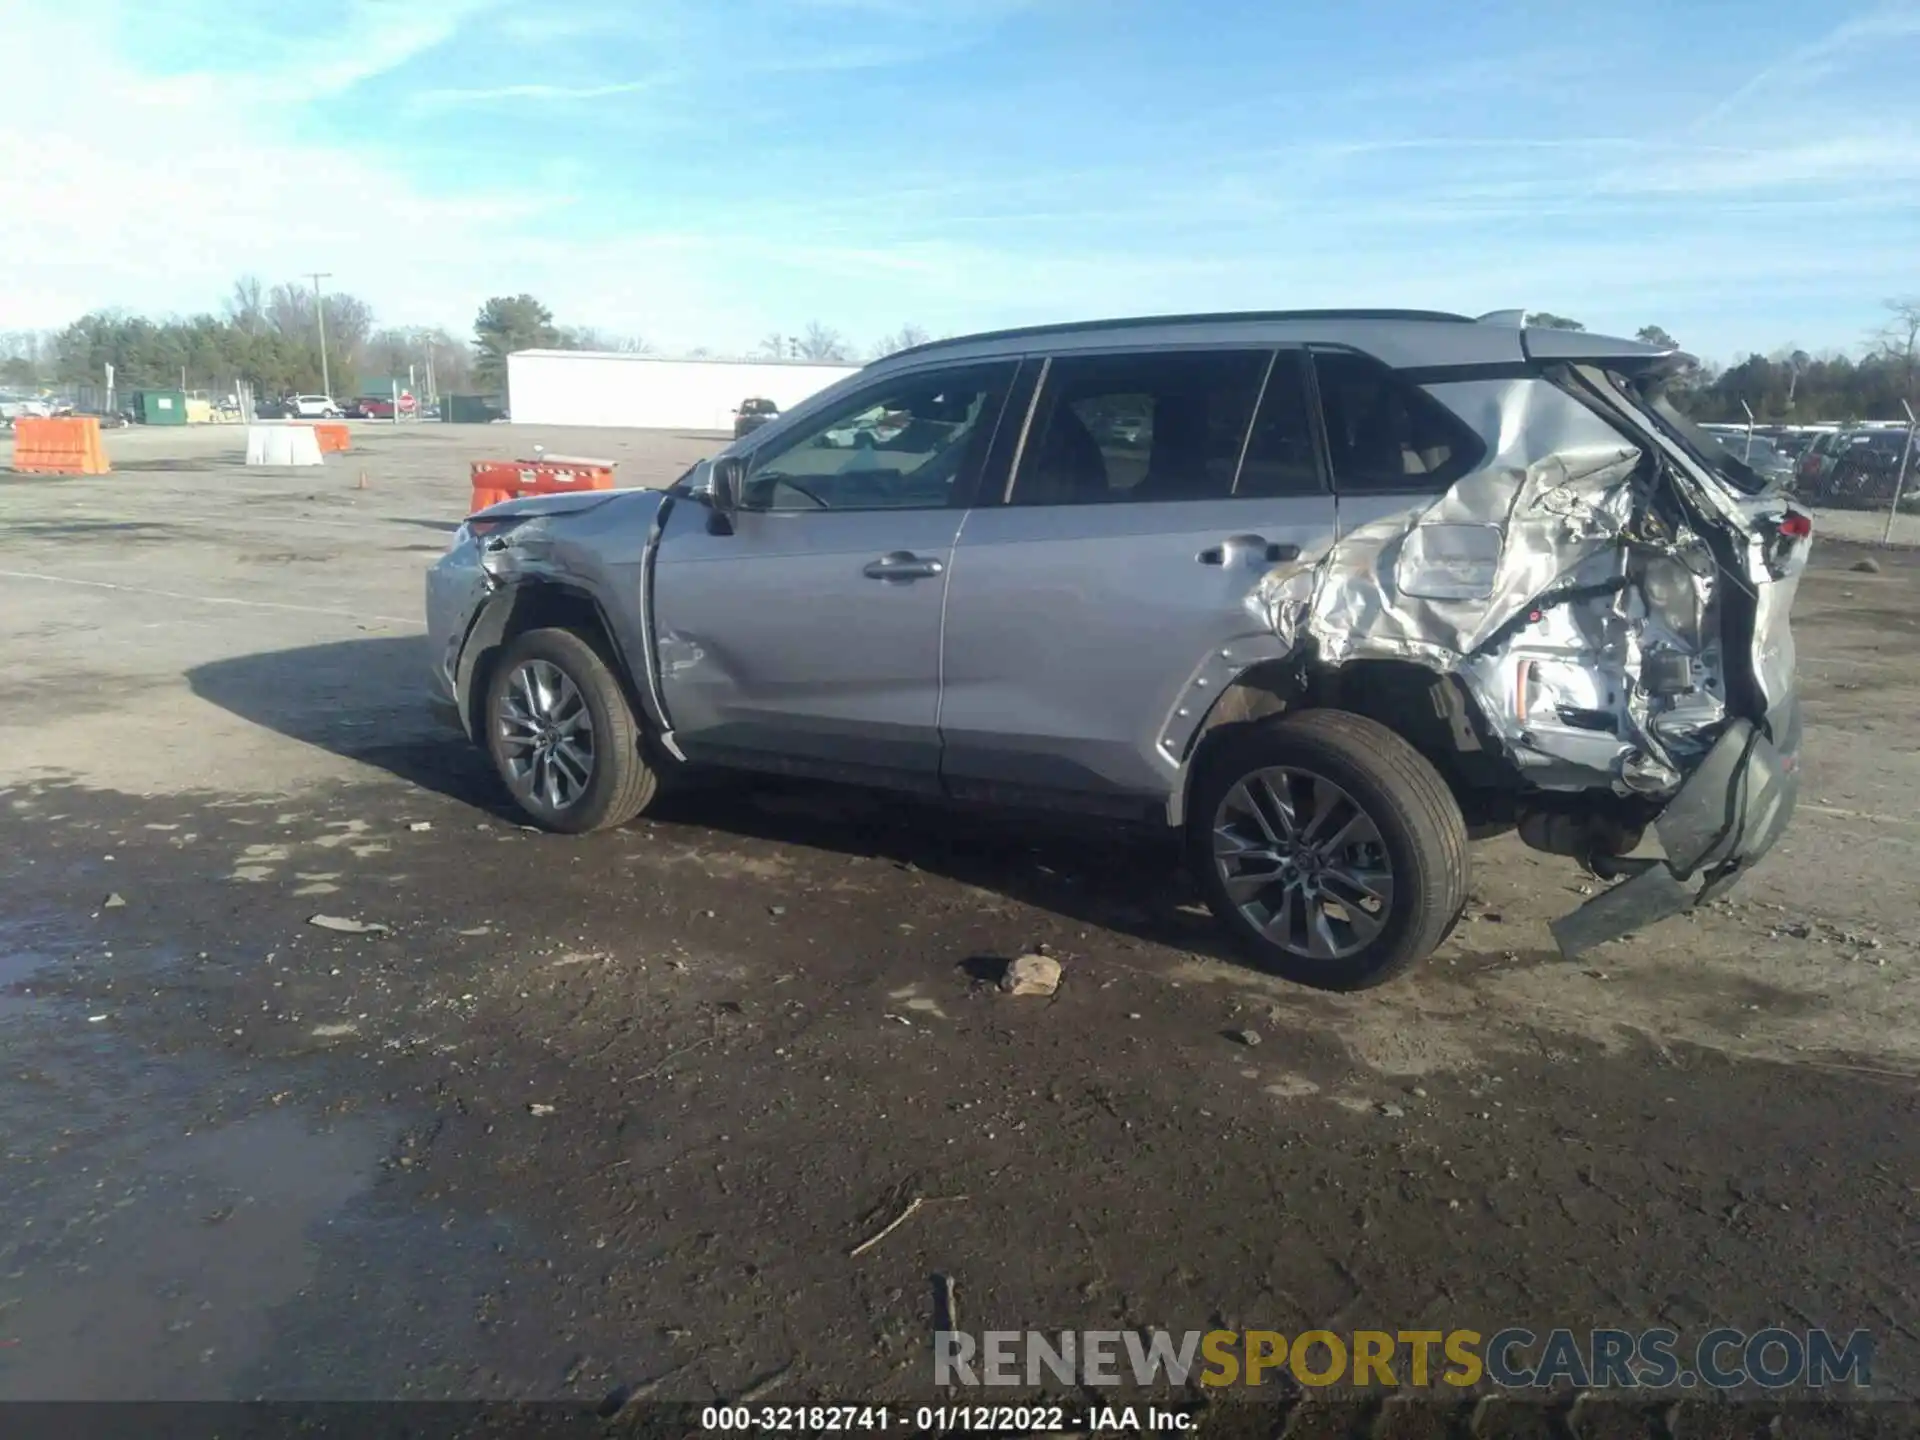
938 346 1338 811
651 360 1017 788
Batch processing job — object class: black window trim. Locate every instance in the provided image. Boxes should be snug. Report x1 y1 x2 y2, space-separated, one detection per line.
1235 346 1331 500
1228 349 1278 496
738 357 1020 514
989 341 1328 508
1304 344 1488 498
996 355 1050 504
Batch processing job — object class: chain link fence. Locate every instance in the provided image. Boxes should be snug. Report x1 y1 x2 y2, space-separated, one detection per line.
1776 406 1919 545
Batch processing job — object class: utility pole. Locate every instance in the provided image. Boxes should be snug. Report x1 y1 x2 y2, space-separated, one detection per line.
307 271 333 399
1885 400 1917 545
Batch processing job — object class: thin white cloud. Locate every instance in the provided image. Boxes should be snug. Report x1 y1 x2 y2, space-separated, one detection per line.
410 79 659 110
1597 134 1920 194
1690 1 1920 130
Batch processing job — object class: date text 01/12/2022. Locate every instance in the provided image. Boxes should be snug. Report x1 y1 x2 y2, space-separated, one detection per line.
698 1405 1194 1432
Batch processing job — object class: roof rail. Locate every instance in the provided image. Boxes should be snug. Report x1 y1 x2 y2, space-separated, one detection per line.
884 308 1478 362
1475 309 1528 328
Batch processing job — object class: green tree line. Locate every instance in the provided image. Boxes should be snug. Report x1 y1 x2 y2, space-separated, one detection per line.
1525 305 1920 423
0 284 661 401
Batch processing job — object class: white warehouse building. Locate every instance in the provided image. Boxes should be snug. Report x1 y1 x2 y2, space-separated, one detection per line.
505 350 861 431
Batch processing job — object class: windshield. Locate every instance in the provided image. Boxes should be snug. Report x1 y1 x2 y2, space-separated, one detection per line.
1613 372 1770 495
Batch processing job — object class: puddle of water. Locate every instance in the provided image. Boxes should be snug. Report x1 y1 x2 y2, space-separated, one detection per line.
0 947 57 1018
0 1107 385 1400
0 947 57 988
0 910 65 1019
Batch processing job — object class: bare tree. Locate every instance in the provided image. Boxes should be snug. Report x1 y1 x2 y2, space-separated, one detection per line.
267 282 312 340
261 282 373 390
227 276 267 336
758 332 788 360
870 324 930 359
0 329 53 383
558 326 652 354
1872 297 1920 405
797 321 850 362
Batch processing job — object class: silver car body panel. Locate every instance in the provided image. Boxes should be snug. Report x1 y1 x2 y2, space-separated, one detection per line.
940 492 1339 803
425 310 1805 958
649 498 965 785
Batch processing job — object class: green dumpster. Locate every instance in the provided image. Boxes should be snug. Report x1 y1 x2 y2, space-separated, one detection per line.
442 394 505 424
131 389 189 425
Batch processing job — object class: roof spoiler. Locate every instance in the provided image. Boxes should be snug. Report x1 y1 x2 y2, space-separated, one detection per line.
1476 308 1695 379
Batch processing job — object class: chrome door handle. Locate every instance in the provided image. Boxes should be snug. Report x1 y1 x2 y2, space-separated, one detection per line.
863 550 946 580
1198 534 1300 566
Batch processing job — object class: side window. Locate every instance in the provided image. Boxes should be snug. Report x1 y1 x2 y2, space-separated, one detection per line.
743 364 1010 512
1008 350 1267 505
1235 351 1323 498
1310 348 1484 493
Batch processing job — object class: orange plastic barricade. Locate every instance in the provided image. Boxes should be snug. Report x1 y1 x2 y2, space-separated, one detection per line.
296 421 351 453
468 456 615 514
11 416 110 475
468 459 522 514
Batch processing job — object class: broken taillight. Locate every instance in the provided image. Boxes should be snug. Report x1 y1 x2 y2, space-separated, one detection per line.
1779 513 1812 539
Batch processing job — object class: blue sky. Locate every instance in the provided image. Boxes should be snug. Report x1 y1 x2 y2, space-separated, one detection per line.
3 0 1918 361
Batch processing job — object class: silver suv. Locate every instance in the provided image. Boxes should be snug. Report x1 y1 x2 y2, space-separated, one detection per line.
426 310 1806 990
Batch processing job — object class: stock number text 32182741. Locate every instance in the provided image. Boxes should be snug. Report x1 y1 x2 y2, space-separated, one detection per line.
699 1405 1077 1432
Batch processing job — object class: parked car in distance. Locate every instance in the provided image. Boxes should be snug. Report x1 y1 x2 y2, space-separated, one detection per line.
1705 431 1794 486
427 309 1806 991
734 397 779 438
288 394 342 419
346 395 396 420
1797 430 1850 487
255 397 294 419
1820 430 1919 507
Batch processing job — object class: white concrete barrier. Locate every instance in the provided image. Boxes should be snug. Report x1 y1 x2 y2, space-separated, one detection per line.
245 425 324 467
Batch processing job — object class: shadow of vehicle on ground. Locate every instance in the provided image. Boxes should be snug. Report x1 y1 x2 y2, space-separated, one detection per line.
101 455 253 472
187 637 1241 965
188 636 503 810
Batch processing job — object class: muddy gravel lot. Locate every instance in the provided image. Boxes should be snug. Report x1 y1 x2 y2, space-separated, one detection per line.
1 422 1917 1432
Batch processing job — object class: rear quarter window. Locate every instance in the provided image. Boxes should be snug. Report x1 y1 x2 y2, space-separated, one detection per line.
1309 348 1485 493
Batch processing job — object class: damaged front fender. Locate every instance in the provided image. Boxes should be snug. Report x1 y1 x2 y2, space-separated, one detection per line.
428 488 671 741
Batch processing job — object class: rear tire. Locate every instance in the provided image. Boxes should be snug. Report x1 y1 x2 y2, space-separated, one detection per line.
1189 709 1469 990
483 627 657 833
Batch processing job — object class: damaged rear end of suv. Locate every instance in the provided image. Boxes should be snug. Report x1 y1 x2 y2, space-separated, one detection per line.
1244 319 1806 967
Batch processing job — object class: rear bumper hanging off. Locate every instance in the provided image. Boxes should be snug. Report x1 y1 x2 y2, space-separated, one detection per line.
1550 704 1801 958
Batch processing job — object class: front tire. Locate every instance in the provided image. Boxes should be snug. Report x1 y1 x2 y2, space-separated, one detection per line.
1190 709 1468 990
483 628 658 833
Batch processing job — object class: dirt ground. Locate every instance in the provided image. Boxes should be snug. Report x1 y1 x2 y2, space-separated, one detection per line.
1 421 1916 1429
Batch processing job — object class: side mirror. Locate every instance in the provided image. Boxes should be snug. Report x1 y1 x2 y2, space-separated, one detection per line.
707 456 744 535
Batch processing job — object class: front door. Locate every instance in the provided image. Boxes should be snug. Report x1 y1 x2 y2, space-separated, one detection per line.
651 360 1017 788
938 347 1339 809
